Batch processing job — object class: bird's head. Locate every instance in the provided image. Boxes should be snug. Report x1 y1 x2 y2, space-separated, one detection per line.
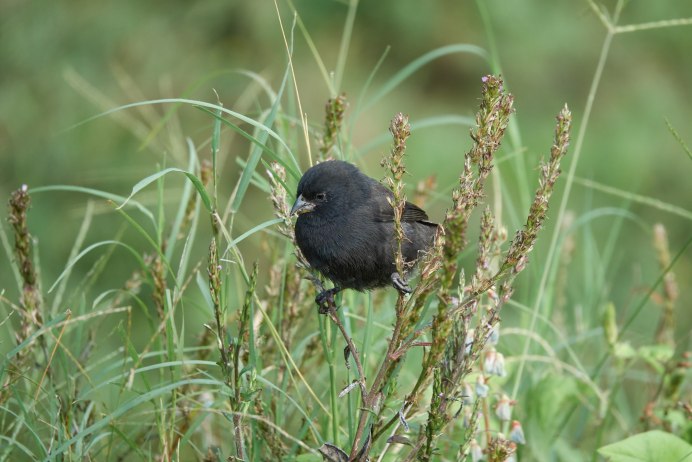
290 160 368 218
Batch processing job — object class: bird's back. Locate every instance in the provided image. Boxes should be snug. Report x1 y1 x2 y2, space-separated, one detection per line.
293 160 438 291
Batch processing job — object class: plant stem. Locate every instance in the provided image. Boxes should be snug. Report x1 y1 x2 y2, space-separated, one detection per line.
509 0 623 430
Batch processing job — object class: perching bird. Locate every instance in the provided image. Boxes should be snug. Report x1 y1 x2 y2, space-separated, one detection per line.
290 160 438 307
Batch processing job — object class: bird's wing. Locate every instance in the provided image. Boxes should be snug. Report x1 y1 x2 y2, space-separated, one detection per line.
370 181 432 223
402 201 430 222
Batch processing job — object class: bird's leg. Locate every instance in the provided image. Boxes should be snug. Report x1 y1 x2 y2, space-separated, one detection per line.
315 286 341 314
390 272 412 295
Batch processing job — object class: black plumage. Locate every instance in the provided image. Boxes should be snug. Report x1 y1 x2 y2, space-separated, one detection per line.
291 160 438 300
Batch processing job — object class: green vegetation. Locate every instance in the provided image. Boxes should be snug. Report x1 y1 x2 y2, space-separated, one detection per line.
1 1 691 461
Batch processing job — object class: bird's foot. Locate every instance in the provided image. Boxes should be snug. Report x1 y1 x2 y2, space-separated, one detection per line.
391 272 412 295
315 286 341 314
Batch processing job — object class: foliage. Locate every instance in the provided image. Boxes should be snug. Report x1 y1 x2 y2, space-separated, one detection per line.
1 1 691 461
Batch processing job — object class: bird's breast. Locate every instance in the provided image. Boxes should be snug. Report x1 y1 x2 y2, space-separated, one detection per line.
295 213 391 288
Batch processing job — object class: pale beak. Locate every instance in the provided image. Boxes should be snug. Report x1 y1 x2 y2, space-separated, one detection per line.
290 194 316 216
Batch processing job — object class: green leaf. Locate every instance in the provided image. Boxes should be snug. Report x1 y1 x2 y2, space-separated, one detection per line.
598 430 692 462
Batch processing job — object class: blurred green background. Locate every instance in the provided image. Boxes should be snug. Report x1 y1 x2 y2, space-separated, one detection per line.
2 3 692 453
1 1 692 459
2 0 690 332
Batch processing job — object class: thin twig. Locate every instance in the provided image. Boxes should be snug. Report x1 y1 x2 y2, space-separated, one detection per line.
349 293 407 460
325 297 367 401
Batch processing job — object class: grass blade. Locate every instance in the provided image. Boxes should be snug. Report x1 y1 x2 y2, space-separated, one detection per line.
363 44 488 111
118 167 212 213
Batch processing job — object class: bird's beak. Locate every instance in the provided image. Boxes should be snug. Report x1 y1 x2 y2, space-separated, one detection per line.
290 194 315 216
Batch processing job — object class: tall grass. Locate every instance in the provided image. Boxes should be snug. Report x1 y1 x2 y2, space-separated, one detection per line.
1 1 691 461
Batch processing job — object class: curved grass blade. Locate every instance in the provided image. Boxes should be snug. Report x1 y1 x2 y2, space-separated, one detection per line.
1 311 69 375
30 185 155 225
165 138 198 261
0 223 22 291
0 435 37 460
229 81 290 214
363 44 488 111
50 200 94 316
282 0 334 95
0 407 46 459
195 105 301 181
211 102 221 208
48 240 147 293
665 118 692 161
140 69 279 150
222 218 284 258
48 379 221 460
66 98 296 165
356 114 475 158
117 167 212 213
574 176 692 221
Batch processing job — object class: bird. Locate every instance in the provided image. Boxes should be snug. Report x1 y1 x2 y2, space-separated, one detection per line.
290 160 438 309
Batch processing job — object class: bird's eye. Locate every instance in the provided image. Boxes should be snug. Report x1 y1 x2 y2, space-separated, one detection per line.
315 192 327 201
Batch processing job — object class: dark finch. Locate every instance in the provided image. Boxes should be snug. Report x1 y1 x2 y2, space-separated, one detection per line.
291 160 438 305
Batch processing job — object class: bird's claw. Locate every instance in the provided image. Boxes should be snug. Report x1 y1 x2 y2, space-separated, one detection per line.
315 286 341 314
391 272 412 295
